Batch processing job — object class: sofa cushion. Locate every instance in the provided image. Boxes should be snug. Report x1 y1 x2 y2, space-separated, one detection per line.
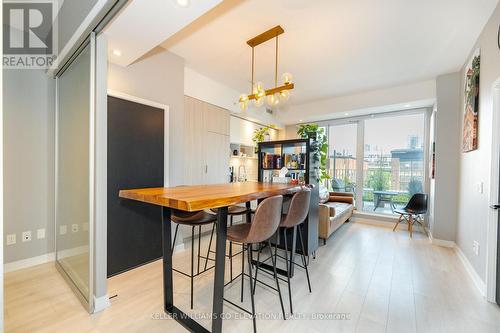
319 185 329 204
323 201 352 217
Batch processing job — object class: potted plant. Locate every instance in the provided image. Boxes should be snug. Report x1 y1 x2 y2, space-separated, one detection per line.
252 125 273 153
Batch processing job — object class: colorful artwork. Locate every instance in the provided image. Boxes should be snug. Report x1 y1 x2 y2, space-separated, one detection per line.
462 49 480 152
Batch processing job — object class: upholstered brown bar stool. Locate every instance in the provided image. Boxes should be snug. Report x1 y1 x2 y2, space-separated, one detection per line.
170 210 216 309
224 196 286 333
255 188 312 315
209 205 249 280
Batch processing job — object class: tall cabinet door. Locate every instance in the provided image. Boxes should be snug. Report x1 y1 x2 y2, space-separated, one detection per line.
184 96 230 185
184 96 206 185
203 102 229 183
205 132 230 184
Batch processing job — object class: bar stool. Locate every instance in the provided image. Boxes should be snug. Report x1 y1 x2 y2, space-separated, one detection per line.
209 205 250 281
224 196 286 333
170 210 217 309
255 188 312 315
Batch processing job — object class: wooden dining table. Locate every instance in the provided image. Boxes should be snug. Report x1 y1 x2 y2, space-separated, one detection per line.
119 182 301 333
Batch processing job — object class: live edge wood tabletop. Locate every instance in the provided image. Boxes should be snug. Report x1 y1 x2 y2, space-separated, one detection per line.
118 182 301 333
118 182 301 211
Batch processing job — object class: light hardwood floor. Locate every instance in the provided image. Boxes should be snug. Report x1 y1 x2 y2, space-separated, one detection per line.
5 222 500 333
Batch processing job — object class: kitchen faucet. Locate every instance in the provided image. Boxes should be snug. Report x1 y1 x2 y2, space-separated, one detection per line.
238 165 247 182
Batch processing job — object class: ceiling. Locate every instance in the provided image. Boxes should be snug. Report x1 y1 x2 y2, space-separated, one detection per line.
104 0 222 67
162 0 498 105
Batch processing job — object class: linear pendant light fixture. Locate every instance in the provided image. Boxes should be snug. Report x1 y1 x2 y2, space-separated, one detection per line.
238 25 294 111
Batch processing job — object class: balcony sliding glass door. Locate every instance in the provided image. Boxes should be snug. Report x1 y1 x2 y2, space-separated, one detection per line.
326 111 427 216
328 123 359 202
362 113 425 214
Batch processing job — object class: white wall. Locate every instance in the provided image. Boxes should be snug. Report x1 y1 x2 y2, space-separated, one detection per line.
432 72 461 241
280 79 436 125
456 2 500 283
3 69 55 264
108 50 185 185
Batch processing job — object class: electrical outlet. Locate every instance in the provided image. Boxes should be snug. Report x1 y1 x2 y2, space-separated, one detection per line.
37 228 45 239
473 241 480 256
60 225 67 235
22 231 32 242
6 234 16 245
477 182 484 194
71 224 79 233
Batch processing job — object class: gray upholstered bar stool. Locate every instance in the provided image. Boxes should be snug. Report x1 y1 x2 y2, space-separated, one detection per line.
170 210 217 309
255 188 312 315
224 195 286 333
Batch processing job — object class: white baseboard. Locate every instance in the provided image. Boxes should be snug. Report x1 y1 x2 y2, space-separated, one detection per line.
352 216 407 230
5 245 88 273
4 252 55 273
428 232 455 248
93 294 111 313
455 245 486 297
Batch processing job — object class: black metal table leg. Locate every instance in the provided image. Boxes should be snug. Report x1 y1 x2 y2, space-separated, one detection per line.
162 207 210 333
162 207 174 311
212 206 228 333
245 201 251 222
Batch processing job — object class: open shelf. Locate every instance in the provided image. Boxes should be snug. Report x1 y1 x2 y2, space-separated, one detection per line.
257 138 319 256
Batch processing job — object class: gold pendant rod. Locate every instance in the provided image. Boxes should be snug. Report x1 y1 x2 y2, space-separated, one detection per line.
275 36 278 87
247 83 294 100
251 46 255 92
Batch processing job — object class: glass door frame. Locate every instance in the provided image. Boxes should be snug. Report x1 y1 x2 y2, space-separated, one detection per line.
54 32 96 312
321 108 432 217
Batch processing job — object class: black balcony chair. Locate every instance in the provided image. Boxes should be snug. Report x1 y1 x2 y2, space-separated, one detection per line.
393 193 428 238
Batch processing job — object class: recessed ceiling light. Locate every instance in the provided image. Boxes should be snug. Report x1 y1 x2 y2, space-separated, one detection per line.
299 119 303 122
112 49 122 56
344 113 349 116
174 0 190 7
404 104 411 108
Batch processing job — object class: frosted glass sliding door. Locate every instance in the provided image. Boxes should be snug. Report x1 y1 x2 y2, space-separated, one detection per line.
55 37 94 308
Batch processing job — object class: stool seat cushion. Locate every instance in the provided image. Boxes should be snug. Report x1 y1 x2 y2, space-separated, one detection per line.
211 205 249 215
171 210 217 225
227 223 251 243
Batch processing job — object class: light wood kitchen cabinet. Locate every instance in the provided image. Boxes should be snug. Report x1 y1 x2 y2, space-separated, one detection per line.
184 96 230 184
204 102 230 136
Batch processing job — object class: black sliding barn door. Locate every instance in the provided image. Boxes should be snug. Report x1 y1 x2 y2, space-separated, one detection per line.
107 96 164 277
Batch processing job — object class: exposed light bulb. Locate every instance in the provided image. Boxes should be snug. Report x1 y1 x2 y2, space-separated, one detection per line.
273 92 281 105
254 97 264 108
239 94 248 111
253 81 264 95
279 89 290 102
239 100 248 111
281 72 293 85
239 94 248 103
266 94 276 106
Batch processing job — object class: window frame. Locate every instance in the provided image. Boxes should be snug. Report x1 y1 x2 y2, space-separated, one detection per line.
320 108 431 216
